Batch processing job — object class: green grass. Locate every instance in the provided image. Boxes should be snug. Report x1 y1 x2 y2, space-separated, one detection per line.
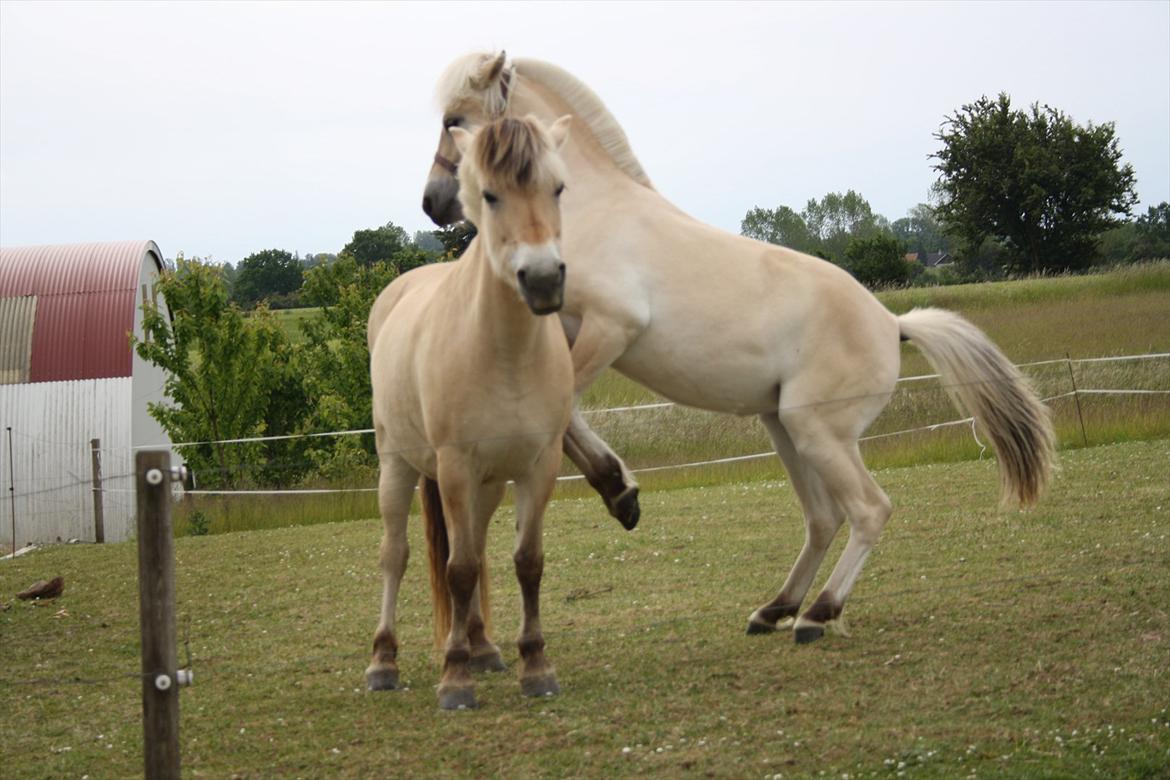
2 439 1168 778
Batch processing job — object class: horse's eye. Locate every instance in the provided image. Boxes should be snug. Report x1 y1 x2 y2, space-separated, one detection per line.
443 116 462 131
554 183 565 198
483 191 498 205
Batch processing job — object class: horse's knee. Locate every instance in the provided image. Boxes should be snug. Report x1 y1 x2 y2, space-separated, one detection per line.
513 549 544 585
446 558 481 601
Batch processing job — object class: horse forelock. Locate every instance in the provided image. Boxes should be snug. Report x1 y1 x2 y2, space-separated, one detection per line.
474 118 550 189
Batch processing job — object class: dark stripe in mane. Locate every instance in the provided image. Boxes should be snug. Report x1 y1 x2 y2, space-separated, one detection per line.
475 118 544 188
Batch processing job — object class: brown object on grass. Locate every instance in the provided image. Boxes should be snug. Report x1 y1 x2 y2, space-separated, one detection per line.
17 576 64 600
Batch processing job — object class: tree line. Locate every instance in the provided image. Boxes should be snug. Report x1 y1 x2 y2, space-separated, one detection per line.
743 93 1168 287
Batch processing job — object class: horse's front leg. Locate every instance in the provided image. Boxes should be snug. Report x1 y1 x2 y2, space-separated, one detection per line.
467 482 508 673
512 445 563 698
435 458 484 710
365 454 419 691
562 314 643 530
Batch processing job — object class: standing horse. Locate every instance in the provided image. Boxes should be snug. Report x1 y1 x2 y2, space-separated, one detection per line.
421 52 1055 644
366 114 573 709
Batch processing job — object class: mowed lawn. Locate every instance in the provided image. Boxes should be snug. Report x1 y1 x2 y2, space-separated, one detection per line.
2 439 1168 778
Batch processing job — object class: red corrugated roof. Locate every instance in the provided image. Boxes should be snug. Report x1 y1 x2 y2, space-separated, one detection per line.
0 240 162 382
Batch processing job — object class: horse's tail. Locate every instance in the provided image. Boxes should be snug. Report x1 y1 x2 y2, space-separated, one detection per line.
897 308 1055 507
421 477 492 651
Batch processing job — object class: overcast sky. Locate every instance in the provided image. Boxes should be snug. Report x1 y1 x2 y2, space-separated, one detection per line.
2 1 1167 264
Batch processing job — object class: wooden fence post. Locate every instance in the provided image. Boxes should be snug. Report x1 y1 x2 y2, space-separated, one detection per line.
90 438 105 544
136 450 180 780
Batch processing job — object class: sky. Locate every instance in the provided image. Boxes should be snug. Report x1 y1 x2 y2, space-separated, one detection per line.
1 1 1168 264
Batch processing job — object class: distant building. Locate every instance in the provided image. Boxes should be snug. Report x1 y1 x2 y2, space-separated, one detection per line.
0 240 174 547
924 251 953 267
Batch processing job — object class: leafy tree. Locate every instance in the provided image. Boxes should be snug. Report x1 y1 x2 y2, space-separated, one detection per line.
1134 202 1170 259
891 203 952 258
740 206 816 253
132 255 306 488
801 190 886 263
343 222 411 267
843 233 914 288
298 256 401 477
234 248 303 307
433 221 477 259
932 93 1138 273
413 230 445 254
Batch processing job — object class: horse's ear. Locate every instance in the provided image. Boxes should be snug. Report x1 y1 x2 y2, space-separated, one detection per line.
471 50 507 89
449 126 474 157
547 115 572 151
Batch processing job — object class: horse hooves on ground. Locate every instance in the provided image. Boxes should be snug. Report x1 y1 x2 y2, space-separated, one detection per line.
614 487 640 531
745 620 777 635
794 624 825 645
468 651 508 673
520 674 561 698
365 668 401 691
438 686 478 710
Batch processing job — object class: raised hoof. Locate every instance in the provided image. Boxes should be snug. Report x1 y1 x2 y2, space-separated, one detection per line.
468 651 508 674
746 620 777 635
520 674 561 698
365 667 400 691
437 686 478 710
613 486 640 531
794 624 825 645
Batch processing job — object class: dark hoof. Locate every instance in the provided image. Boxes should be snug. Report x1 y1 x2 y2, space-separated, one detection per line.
468 651 508 674
746 620 777 635
438 685 478 710
794 624 825 645
520 673 561 698
365 667 400 691
613 487 640 531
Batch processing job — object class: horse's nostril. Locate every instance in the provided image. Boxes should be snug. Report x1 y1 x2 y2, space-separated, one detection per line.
422 196 433 217
517 269 528 283
558 263 566 275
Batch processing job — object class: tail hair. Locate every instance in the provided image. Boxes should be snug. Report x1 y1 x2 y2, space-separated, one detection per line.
421 477 491 652
898 308 1055 506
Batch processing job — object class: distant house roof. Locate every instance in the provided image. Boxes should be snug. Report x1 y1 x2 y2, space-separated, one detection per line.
924 251 952 267
904 252 920 263
0 240 162 383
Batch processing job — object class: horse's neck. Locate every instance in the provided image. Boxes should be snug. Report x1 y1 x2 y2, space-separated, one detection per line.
456 241 548 356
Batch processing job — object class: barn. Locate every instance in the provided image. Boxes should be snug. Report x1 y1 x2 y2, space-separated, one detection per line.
0 240 174 548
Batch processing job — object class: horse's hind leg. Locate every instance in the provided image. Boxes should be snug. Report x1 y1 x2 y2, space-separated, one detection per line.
511 445 562 698
746 413 846 634
467 481 507 673
365 454 419 691
778 409 893 645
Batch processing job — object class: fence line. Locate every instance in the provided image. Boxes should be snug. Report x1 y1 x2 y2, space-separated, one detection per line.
109 350 1168 452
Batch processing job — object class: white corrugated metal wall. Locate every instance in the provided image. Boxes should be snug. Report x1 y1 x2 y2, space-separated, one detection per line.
0 378 135 547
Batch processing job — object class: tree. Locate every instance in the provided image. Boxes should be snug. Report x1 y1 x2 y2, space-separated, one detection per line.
298 255 401 478
433 221 477 259
932 93 1138 274
1134 202 1170 259
343 222 411 267
891 203 951 258
132 256 306 488
801 190 886 263
843 233 914 288
234 248 303 307
740 206 816 253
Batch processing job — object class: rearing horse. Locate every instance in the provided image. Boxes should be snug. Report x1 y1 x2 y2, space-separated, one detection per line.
420 52 1055 645
366 114 573 708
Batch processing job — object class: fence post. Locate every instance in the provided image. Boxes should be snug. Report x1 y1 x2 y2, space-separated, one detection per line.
6 426 14 554
136 450 180 780
1065 352 1089 448
90 439 105 544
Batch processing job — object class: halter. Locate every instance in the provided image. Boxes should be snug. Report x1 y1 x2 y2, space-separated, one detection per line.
433 68 514 176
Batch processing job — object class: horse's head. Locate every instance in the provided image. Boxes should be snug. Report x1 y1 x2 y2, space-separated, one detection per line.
450 114 571 315
423 51 514 226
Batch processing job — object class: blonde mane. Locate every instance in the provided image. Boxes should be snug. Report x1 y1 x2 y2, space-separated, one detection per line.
435 52 653 191
514 58 653 190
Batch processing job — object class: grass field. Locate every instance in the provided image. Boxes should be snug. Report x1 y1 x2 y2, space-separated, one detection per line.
2 439 1168 778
